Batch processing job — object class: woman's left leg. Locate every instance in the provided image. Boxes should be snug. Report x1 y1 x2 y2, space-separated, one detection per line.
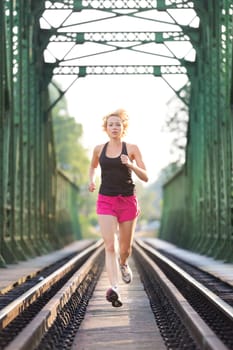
118 219 137 284
118 218 137 265
98 214 119 287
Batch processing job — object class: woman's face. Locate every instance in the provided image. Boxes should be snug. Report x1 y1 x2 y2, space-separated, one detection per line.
106 116 123 138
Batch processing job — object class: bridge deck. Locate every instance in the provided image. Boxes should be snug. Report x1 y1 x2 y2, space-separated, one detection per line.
145 238 233 287
0 240 93 294
1 237 233 293
1 238 233 349
71 257 166 350
1 237 232 294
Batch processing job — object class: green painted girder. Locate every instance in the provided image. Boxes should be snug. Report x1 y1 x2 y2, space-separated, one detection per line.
41 0 198 91
41 1 197 103
42 28 195 65
51 64 187 76
46 0 194 10
49 31 191 44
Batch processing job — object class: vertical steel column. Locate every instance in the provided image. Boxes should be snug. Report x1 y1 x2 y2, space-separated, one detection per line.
0 0 60 263
4 0 26 262
159 168 188 246
160 0 233 262
215 0 233 259
56 170 82 245
0 0 9 266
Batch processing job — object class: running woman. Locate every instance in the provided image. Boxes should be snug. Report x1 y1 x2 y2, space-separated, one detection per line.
88 108 148 307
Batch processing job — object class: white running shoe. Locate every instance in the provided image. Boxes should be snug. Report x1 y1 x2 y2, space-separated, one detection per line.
120 263 133 284
106 287 123 307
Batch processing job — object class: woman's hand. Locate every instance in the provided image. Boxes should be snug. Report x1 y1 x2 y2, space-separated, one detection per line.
121 147 148 182
88 182 96 192
120 154 131 167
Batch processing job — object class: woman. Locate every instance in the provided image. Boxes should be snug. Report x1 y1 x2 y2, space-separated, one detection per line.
88 109 148 307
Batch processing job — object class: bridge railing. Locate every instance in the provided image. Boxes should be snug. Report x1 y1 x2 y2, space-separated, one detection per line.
0 2 82 267
159 167 190 248
55 170 82 246
0 167 81 267
159 1 233 263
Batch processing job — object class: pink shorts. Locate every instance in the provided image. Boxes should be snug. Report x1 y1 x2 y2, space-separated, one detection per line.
97 194 140 223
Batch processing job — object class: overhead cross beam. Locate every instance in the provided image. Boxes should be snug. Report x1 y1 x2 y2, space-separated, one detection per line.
48 31 191 43
41 0 197 105
46 0 194 10
51 64 187 75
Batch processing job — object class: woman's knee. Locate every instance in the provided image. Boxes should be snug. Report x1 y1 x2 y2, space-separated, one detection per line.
104 240 116 253
120 245 131 258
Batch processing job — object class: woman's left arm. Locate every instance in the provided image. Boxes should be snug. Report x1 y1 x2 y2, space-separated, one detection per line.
121 144 149 182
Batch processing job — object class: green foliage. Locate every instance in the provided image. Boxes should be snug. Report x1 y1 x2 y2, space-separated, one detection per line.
136 162 182 225
79 214 101 239
49 82 99 238
136 181 160 222
50 84 89 186
49 83 182 239
53 115 89 184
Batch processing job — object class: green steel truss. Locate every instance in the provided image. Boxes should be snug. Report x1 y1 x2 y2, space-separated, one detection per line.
0 1 81 266
52 65 187 75
160 1 233 262
41 0 197 104
1 0 233 264
45 0 195 10
51 31 191 43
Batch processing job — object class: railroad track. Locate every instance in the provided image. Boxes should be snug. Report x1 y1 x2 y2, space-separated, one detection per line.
0 238 233 350
0 240 105 350
134 239 233 350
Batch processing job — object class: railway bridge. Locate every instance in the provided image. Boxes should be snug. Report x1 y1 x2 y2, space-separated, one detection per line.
1 0 232 265
0 1 233 349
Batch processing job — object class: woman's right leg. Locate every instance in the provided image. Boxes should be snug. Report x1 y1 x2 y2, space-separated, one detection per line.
98 214 119 288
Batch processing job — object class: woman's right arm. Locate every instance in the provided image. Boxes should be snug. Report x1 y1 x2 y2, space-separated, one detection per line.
88 145 101 192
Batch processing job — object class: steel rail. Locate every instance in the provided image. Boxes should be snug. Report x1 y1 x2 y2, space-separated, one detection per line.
4 243 104 350
135 238 233 322
0 239 103 330
133 240 228 350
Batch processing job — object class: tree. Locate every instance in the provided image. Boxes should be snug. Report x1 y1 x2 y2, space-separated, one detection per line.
163 93 189 166
49 83 99 237
50 84 89 185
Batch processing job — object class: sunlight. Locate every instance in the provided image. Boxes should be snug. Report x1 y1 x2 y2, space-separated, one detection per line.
41 2 197 182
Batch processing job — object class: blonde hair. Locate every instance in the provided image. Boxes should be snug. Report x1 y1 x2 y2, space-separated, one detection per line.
102 109 129 137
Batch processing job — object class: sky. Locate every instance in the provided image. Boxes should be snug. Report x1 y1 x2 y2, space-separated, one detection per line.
42 5 197 184
62 73 177 184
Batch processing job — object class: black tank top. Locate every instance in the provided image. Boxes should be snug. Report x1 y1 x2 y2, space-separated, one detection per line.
99 142 135 196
